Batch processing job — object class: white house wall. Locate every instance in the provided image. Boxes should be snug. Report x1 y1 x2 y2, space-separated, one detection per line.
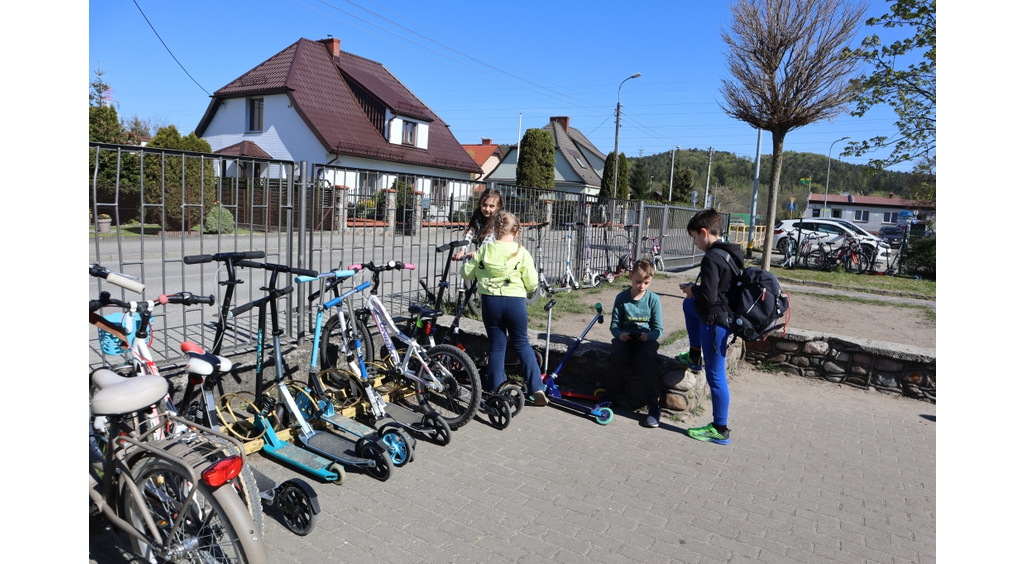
202 94 328 165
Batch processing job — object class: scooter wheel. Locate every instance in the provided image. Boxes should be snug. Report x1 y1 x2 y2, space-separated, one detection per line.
276 482 318 536
381 428 412 467
485 396 512 430
595 407 614 426
423 413 452 446
358 443 394 482
498 382 526 417
327 463 346 486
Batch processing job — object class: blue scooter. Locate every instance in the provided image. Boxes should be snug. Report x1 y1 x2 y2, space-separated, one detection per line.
540 301 614 425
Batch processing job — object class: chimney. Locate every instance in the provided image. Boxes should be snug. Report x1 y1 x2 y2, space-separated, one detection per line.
551 116 570 132
481 138 492 145
320 36 340 58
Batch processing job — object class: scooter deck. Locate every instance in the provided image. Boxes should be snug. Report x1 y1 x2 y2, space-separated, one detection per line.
320 412 376 437
381 402 426 426
264 441 335 473
299 430 370 466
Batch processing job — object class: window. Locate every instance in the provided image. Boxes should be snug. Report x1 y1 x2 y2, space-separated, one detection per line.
574 156 588 169
830 208 842 218
402 121 416 145
854 210 869 222
431 179 447 204
811 207 821 217
883 212 898 224
247 98 264 132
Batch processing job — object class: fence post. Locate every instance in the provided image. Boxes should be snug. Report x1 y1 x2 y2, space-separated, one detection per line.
412 190 424 236
660 203 670 245
635 201 646 262
385 188 397 235
294 161 308 342
336 185 349 232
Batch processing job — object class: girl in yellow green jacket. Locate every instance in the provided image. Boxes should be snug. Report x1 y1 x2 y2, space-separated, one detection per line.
460 211 546 405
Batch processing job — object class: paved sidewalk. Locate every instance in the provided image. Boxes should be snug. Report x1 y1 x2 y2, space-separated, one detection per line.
90 362 936 564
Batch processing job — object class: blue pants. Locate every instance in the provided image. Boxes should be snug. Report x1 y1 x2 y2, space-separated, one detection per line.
480 295 543 394
608 338 661 413
683 297 731 427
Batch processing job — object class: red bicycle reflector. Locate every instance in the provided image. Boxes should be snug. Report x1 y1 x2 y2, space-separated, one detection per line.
201 456 242 487
425 322 433 335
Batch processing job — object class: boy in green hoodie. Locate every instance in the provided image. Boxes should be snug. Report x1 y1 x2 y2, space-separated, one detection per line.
606 258 664 427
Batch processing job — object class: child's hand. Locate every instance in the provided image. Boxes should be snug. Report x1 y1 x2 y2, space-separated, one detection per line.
452 250 464 261
619 332 631 342
679 282 694 298
638 332 648 342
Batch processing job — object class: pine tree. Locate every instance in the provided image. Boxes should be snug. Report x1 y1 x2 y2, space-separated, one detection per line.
515 129 555 189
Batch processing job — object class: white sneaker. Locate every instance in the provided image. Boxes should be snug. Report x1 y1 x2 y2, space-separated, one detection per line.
532 390 548 406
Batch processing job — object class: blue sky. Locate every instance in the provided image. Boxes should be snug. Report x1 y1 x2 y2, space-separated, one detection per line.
88 0 919 171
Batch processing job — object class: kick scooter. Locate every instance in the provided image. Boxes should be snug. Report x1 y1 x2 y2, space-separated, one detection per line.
231 260 395 483
179 252 322 534
294 268 417 463
539 300 614 425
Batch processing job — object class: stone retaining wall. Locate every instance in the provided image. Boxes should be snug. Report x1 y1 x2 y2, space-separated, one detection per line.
743 328 936 402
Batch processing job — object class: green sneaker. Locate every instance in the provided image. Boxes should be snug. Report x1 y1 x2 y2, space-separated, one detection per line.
677 351 702 371
687 423 730 445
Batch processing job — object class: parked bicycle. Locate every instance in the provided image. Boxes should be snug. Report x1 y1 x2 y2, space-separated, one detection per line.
89 269 268 564
611 225 666 275
805 235 871 274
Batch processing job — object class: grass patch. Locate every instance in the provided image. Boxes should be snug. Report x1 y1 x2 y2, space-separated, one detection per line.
755 361 780 374
776 267 935 298
525 285 607 330
661 328 688 347
803 292 935 319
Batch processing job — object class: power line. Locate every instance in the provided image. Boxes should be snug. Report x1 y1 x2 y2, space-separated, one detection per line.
131 0 209 96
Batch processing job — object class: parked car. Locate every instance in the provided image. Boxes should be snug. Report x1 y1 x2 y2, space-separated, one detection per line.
876 225 907 246
772 218 891 258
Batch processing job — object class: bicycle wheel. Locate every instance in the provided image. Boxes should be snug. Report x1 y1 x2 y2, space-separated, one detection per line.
805 249 829 271
207 435 264 537
413 344 482 430
609 235 631 273
320 311 374 370
122 456 261 564
845 250 871 274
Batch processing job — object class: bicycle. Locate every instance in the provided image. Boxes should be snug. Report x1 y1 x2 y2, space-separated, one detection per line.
89 270 268 564
575 221 616 289
90 263 270 536
612 224 666 275
805 235 871 274
339 260 481 432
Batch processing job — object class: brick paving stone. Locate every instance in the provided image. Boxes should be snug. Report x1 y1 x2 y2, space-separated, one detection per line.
89 362 935 564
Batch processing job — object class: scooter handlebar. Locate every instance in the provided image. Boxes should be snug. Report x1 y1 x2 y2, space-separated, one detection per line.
89 264 145 294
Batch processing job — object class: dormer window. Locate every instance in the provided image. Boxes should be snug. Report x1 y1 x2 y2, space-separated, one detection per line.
247 97 264 132
402 121 417 145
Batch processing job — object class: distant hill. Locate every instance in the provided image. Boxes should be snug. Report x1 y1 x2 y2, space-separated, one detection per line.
626 148 913 217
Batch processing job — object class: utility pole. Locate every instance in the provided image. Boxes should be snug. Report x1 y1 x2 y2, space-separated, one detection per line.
746 131 763 259
613 73 641 201
704 146 714 208
668 145 678 203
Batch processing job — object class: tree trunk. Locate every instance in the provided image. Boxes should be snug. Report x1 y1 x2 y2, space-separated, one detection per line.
760 131 787 271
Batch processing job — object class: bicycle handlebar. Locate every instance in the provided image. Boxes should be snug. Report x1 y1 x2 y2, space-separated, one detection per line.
182 250 265 265
348 261 415 272
229 285 294 317
89 291 211 313
89 264 145 294
436 239 470 253
237 260 318 278
295 269 356 284
526 222 550 231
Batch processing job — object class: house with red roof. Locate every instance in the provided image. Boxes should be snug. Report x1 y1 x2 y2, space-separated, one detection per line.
805 192 935 233
196 37 482 191
483 116 606 197
460 139 504 181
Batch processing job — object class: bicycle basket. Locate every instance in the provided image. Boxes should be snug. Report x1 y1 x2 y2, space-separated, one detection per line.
97 312 152 356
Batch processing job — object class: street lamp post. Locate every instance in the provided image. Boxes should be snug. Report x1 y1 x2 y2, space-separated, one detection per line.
704 147 715 208
823 136 850 218
612 73 641 201
668 145 678 202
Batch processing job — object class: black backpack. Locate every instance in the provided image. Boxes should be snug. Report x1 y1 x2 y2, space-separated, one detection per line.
713 249 790 342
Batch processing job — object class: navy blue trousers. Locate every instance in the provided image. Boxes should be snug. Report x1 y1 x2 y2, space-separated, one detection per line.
480 295 543 394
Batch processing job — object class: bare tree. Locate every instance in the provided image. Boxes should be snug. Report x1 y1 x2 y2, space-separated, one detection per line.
720 0 866 270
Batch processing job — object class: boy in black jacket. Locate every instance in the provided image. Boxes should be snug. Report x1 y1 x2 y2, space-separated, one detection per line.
678 209 744 445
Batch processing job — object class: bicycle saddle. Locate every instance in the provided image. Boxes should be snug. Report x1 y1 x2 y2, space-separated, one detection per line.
408 304 443 319
90 375 168 416
180 342 232 376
